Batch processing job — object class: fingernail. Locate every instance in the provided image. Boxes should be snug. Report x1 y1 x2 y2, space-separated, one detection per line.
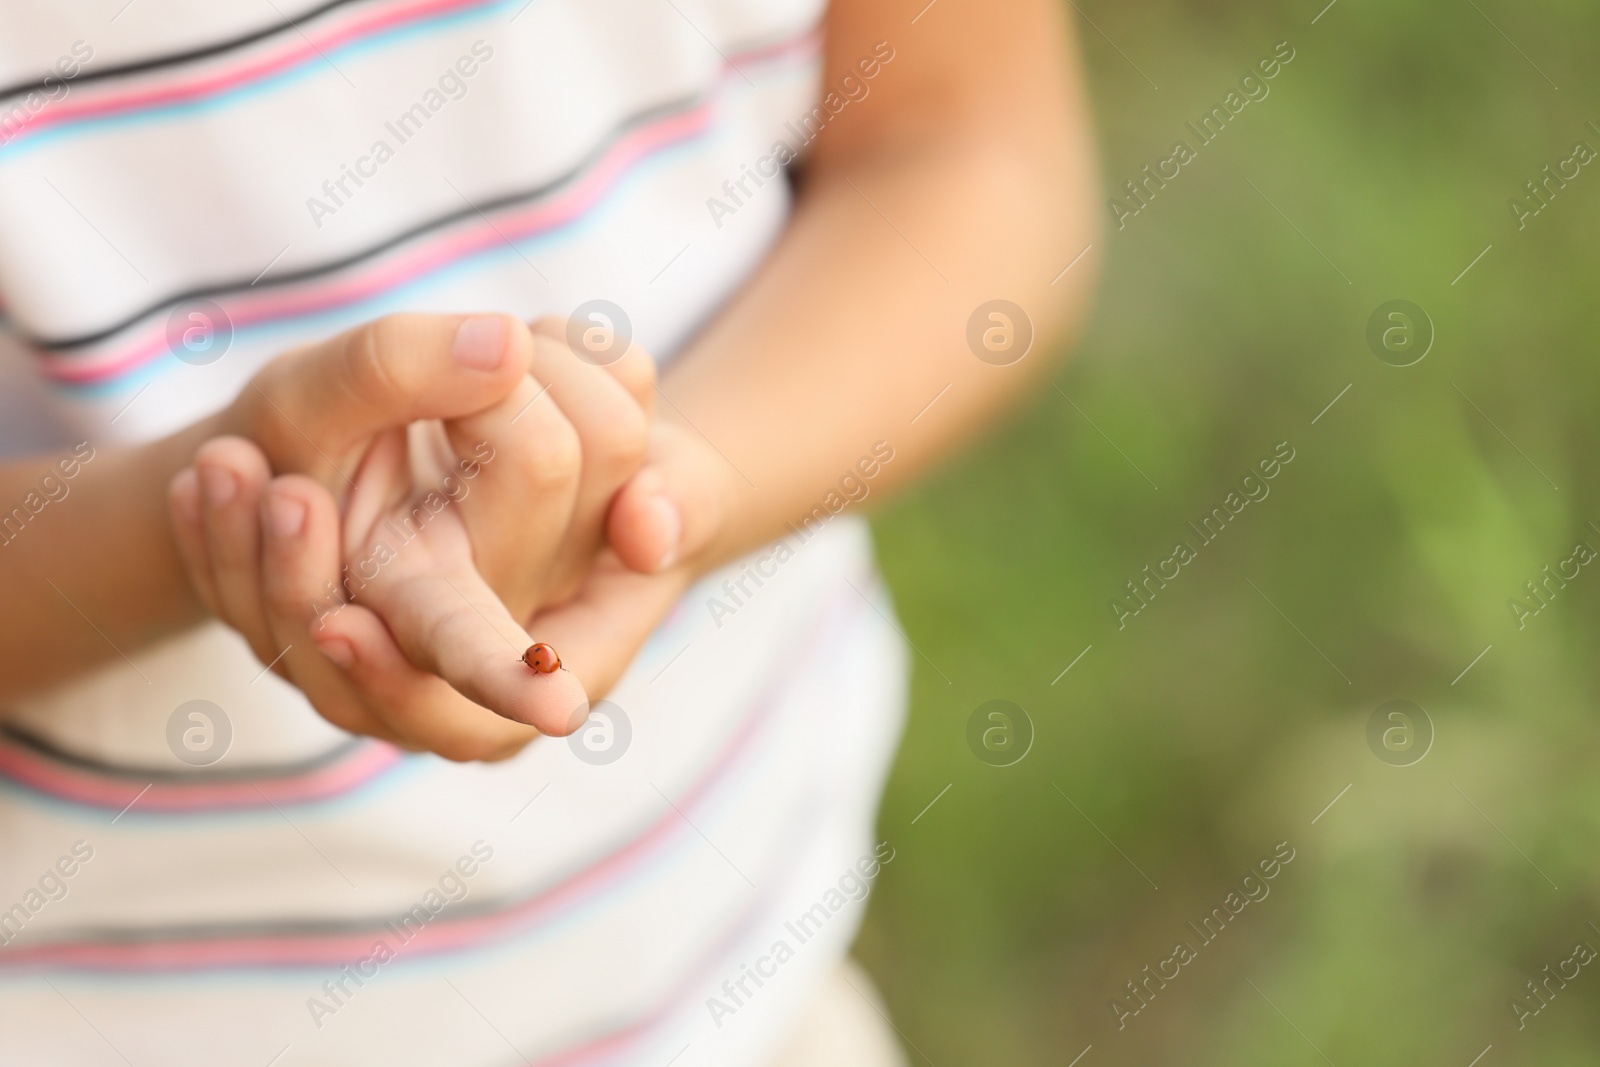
265 492 307 539
453 315 507 371
317 636 355 668
649 494 681 571
171 468 202 523
199 465 236 508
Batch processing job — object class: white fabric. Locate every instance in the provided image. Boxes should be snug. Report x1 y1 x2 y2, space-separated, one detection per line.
0 2 909 1063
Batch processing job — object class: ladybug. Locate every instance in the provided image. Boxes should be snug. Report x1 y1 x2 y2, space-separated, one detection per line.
522 642 562 674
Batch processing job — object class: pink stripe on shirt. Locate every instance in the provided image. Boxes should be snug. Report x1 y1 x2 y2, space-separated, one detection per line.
0 736 403 813
0 0 502 150
0 581 856 973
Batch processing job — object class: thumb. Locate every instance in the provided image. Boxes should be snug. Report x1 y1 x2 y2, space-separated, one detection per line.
234 313 533 485
606 421 730 575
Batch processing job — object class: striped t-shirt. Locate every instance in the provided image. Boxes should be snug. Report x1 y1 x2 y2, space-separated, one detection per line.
0 2 908 1064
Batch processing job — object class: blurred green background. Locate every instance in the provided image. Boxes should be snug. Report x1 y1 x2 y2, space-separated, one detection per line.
856 0 1600 1063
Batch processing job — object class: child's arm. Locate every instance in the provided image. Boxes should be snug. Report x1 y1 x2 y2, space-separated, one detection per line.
0 420 227 697
658 0 1098 566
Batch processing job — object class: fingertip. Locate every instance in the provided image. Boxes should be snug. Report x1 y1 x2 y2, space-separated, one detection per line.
643 494 681 571
608 470 680 574
452 313 534 379
557 695 605 740
257 475 344 625
493 315 537 398
314 633 356 668
607 342 658 412
195 439 276 532
260 474 337 540
263 487 309 541
512 671 589 736
323 604 549 759
193 435 272 481
168 466 202 526
527 315 566 341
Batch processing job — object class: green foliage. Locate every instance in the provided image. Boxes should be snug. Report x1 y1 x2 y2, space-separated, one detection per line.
859 1 1600 1062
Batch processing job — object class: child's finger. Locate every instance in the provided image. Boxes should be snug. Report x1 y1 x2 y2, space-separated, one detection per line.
521 331 652 591
371 564 588 736
256 474 411 746
311 601 542 762
529 314 657 416
607 422 727 575
167 467 222 618
436 371 583 617
606 466 683 575
445 322 660 610
194 437 279 667
339 426 412 561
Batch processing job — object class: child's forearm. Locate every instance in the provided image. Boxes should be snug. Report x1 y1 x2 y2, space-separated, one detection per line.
0 419 222 703
662 0 1099 567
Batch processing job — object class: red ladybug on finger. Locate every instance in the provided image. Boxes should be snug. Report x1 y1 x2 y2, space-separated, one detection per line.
522 643 562 674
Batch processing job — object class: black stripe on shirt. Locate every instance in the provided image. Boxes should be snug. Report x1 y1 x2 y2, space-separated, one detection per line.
27 90 701 353
0 0 368 104
0 722 371 783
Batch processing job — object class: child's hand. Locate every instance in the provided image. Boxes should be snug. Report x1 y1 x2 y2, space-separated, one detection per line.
213 313 665 624
171 429 580 757
169 403 728 761
170 312 695 758
310 413 729 756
